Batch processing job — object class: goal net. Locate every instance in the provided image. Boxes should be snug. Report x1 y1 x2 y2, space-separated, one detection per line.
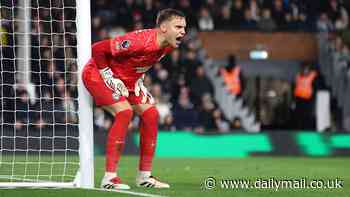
0 0 93 188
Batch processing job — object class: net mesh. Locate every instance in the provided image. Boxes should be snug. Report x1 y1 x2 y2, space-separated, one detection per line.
0 0 80 183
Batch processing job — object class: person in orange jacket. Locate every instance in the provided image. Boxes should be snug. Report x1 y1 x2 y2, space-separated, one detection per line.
293 64 319 130
220 55 245 97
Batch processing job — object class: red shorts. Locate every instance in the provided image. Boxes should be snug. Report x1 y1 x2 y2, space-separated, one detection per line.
82 63 150 106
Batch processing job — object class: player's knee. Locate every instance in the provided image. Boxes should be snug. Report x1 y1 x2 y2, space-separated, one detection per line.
105 100 132 116
116 109 134 122
142 106 159 122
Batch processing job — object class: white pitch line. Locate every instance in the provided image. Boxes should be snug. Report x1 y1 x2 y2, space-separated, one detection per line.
0 176 169 197
86 187 170 197
0 175 49 183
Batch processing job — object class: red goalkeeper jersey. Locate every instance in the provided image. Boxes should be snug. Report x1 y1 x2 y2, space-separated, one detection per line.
90 28 173 91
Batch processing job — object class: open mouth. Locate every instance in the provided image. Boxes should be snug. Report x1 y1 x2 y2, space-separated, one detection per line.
175 36 183 45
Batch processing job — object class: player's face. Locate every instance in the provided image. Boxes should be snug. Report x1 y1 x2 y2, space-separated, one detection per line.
165 16 186 48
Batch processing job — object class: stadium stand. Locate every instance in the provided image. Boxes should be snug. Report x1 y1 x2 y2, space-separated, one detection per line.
2 0 350 132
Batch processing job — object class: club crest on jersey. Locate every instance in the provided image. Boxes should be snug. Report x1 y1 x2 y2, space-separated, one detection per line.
135 66 152 73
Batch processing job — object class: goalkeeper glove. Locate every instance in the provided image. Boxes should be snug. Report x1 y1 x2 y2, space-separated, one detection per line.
100 67 129 97
134 75 155 104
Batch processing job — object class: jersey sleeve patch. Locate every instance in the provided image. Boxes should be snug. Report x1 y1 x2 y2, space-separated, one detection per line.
115 40 131 51
120 40 130 49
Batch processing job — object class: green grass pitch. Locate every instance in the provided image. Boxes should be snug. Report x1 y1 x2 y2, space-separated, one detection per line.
0 156 349 197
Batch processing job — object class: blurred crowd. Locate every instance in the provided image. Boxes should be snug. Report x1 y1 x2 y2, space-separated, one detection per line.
1 0 78 130
0 0 350 133
91 0 350 37
90 0 348 133
319 32 350 131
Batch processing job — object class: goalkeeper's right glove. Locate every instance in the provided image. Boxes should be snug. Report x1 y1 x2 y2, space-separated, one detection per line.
100 67 129 97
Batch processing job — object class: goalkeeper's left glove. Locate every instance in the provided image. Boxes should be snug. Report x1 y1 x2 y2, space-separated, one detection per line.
134 75 155 104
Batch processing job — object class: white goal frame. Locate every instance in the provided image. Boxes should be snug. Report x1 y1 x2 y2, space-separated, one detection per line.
0 0 94 189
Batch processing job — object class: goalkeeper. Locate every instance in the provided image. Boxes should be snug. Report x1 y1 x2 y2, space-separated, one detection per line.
82 8 186 189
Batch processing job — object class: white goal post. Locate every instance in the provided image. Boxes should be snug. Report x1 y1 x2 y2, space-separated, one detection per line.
0 0 94 188
76 0 94 189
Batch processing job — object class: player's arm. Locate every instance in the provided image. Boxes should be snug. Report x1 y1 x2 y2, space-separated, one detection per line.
92 39 129 97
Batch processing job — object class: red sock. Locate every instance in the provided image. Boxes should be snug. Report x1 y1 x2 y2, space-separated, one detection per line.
105 109 133 172
139 107 159 171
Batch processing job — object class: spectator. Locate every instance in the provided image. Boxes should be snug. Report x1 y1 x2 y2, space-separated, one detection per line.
202 0 221 19
333 35 344 52
284 11 300 31
293 64 319 130
37 61 60 98
93 0 116 26
317 12 334 32
190 65 214 106
248 0 261 22
67 62 78 98
198 94 216 131
180 49 202 85
175 0 197 28
162 49 183 79
53 35 65 69
334 6 349 30
215 4 233 30
231 0 245 29
149 62 162 80
271 0 287 30
159 114 176 131
258 8 277 32
151 83 171 125
212 109 230 133
0 24 9 46
133 20 144 30
220 55 245 97
63 92 78 123
115 0 137 30
35 91 54 127
284 1 301 30
297 12 309 31
240 9 258 30
172 88 201 131
231 117 243 130
140 0 158 28
92 16 104 42
94 108 112 130
150 63 172 95
53 78 68 125
327 0 342 23
15 88 34 130
1 21 16 124
198 6 214 31
170 73 186 104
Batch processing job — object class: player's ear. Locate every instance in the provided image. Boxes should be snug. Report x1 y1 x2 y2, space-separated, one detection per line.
160 22 167 33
